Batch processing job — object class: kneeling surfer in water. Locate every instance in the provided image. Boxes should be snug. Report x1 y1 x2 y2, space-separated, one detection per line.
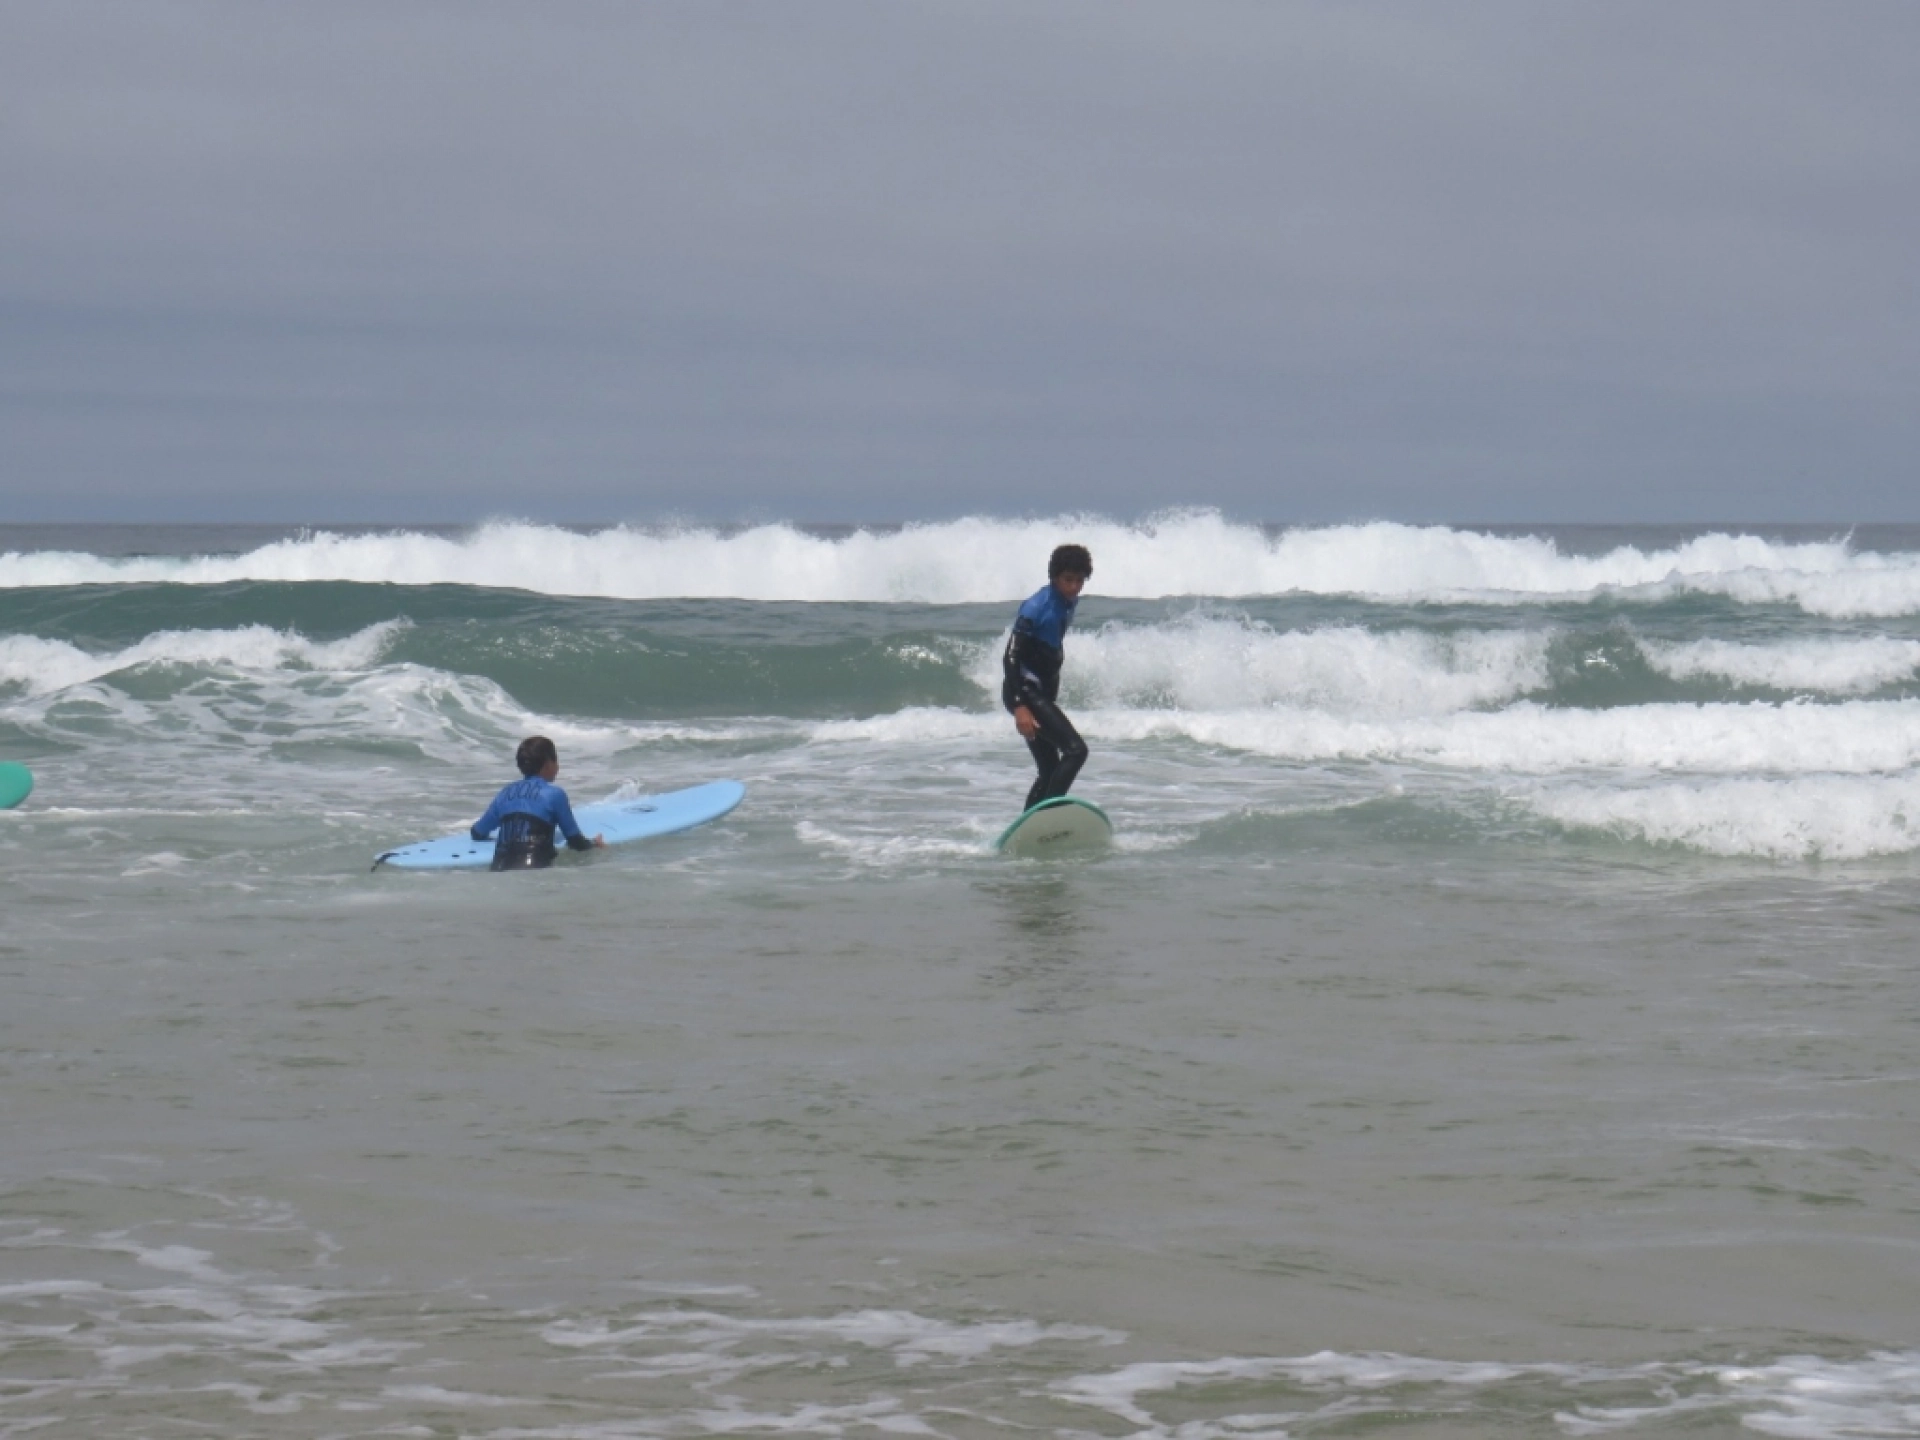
1003 544 1092 811
472 736 605 871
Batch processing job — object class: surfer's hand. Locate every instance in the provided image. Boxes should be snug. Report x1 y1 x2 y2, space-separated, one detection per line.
592 834 606 847
1013 706 1038 739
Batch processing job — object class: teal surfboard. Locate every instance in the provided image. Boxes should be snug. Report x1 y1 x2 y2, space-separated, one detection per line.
995 796 1112 858
374 780 745 871
0 763 31 811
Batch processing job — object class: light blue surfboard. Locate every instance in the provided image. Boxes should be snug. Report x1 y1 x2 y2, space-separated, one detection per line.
995 795 1112 858
374 780 745 871
0 763 31 811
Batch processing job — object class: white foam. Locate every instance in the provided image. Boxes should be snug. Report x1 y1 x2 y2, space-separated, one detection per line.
0 621 405 697
0 653 695 782
1143 698 1920 775
1526 774 1920 859
1054 1352 1553 1430
1 1233 415 1396
809 708 1000 746
1645 637 1920 695
6 516 1919 613
1048 620 1550 715
542 1306 1120 1366
1559 1352 1920 1438
795 821 990 869
121 851 196 878
1058 1348 1920 1440
0 625 791 770
5 1241 1913 1440
815 699 1920 778
1717 1351 1920 1440
131 1242 241 1285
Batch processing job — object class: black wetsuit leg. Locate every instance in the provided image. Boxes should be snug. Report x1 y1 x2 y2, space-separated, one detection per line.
1021 694 1087 809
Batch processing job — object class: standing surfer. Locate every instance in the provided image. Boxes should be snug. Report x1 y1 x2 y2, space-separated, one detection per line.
471 736 605 871
1003 545 1093 812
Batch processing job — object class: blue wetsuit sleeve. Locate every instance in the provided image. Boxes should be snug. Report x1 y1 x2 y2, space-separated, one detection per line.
471 792 505 842
1003 617 1040 707
550 788 590 848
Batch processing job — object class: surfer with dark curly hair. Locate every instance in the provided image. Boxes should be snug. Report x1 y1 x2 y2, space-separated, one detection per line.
1002 544 1093 812
471 736 605 871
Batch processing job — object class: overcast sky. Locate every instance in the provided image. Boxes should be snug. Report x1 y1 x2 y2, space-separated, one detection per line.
3 1 1916 524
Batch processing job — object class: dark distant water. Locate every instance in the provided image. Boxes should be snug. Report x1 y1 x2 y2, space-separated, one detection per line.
4 515 1919 1438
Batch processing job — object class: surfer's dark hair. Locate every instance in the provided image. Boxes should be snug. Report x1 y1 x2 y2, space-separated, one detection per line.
1049 544 1093 579
516 735 558 777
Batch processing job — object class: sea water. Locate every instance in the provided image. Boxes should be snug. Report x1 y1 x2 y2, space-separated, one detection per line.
2 514 1918 1438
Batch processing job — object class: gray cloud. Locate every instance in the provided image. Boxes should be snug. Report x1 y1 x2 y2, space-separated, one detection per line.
3 0 1917 521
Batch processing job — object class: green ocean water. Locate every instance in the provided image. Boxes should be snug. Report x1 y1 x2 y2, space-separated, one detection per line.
3 517 1920 1437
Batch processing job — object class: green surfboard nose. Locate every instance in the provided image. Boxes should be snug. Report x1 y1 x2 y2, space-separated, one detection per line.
996 795 1112 857
0 763 33 810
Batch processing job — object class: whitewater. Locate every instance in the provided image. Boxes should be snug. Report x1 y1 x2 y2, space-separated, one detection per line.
4 516 1919 1439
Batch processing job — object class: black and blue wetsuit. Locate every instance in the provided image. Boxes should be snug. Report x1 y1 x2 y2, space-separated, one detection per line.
471 776 593 871
1002 583 1088 811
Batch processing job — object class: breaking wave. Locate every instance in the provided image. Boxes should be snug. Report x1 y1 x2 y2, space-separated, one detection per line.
0 622 406 697
6 514 1920 614
1643 636 1920 694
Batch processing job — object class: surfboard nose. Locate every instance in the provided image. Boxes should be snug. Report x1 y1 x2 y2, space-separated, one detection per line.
995 796 1112 857
0 762 33 810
